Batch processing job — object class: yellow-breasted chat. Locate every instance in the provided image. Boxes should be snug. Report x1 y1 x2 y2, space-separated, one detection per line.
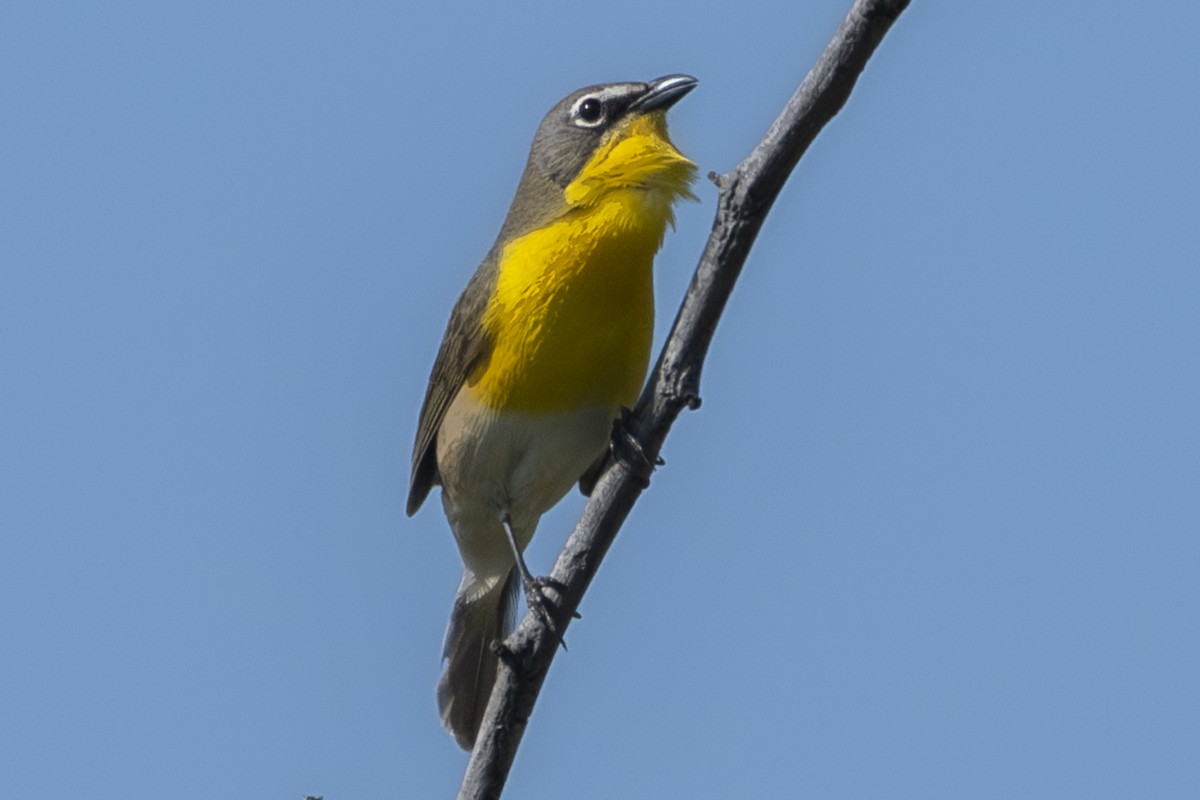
407 74 697 750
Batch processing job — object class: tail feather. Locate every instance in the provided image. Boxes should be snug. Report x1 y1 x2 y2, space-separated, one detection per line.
437 569 518 750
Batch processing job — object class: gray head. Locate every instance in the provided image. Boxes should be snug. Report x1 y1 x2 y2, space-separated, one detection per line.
489 74 697 247
529 74 698 188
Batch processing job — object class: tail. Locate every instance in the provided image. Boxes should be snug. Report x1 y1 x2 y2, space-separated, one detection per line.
437 568 518 750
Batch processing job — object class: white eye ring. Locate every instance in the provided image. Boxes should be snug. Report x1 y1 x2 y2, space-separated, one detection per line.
570 96 605 127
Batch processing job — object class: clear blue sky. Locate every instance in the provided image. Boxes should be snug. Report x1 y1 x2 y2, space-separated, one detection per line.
3 1 1197 797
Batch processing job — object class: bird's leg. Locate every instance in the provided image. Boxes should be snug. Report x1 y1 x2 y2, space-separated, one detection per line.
499 512 576 650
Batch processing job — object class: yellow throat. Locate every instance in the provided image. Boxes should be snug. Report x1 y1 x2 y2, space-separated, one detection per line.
470 111 697 415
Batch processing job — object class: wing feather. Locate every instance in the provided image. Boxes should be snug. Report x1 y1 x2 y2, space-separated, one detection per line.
406 257 498 516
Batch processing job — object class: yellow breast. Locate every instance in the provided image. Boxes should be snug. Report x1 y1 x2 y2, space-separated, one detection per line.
470 112 696 415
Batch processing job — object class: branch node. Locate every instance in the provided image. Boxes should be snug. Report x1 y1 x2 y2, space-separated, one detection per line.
669 364 703 411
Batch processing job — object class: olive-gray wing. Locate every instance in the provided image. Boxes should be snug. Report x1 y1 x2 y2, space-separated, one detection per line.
406 262 496 516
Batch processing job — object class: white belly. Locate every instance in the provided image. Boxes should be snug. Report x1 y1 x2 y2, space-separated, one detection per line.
435 386 615 591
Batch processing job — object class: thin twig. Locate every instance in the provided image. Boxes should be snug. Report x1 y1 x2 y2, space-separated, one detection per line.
457 1 912 797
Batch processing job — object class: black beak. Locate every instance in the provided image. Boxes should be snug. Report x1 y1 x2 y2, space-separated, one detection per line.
630 74 698 113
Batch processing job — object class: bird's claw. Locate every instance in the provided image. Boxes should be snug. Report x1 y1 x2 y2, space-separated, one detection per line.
612 408 662 486
522 575 577 651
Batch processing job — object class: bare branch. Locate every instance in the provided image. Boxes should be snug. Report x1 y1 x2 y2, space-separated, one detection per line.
457 1 911 796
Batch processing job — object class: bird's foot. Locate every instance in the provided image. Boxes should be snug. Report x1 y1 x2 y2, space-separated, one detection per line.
521 575 579 652
612 407 664 487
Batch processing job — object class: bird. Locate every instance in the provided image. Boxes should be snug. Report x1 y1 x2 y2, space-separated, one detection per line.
407 74 698 750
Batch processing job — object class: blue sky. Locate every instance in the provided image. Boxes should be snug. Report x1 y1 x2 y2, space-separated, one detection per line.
2 1 1198 797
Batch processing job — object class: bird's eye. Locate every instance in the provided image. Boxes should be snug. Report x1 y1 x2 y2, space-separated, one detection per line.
574 97 604 126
